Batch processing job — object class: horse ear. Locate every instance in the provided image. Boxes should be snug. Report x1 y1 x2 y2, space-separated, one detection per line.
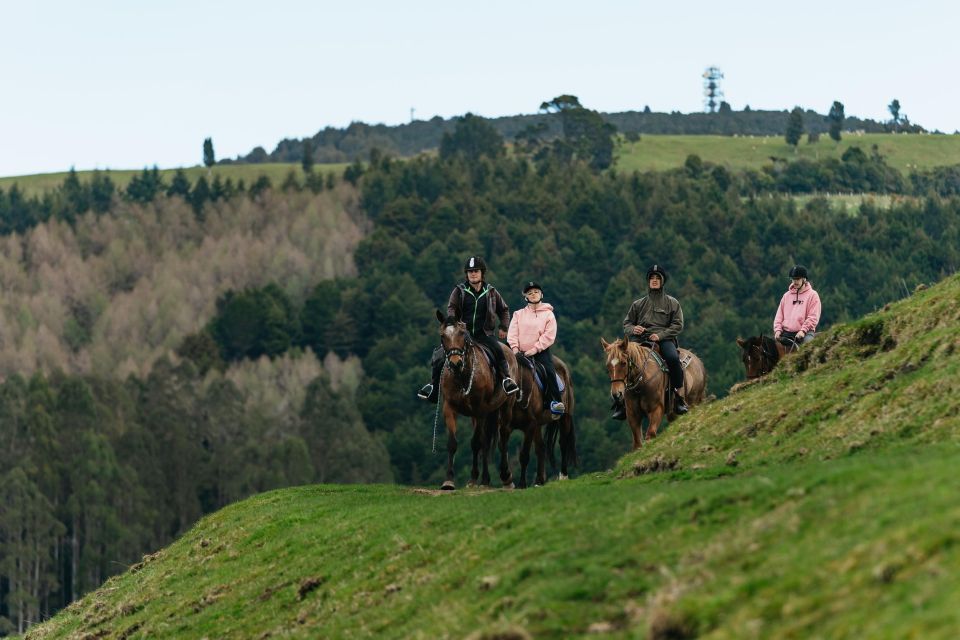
736 338 745 348
619 336 630 349
436 309 444 323
600 337 610 349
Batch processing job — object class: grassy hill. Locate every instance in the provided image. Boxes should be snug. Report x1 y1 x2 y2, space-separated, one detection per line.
24 274 960 639
0 163 347 198
615 133 960 173
4 133 959 198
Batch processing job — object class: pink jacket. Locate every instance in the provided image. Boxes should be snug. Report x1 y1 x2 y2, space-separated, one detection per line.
773 281 821 334
508 303 557 354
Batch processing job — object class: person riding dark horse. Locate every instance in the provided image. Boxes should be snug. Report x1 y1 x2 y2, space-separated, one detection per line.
418 256 520 402
774 265 822 346
612 263 688 419
507 281 565 416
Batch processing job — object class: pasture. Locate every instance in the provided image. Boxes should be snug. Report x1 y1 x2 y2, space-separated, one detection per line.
615 132 960 173
29 274 960 638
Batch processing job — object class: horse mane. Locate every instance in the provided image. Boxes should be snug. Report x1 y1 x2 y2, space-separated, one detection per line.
444 315 459 327
606 339 646 365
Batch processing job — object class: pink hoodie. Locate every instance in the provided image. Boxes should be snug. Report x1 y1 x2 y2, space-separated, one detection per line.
508 303 557 355
773 281 821 334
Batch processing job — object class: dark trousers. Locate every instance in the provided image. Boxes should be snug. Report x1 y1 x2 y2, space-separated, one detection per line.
532 348 561 406
430 333 508 388
659 340 685 391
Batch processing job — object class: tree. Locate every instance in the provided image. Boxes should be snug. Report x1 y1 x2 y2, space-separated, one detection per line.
301 138 315 174
539 95 617 170
203 138 216 168
785 107 804 148
828 101 845 142
888 99 901 127
439 113 504 161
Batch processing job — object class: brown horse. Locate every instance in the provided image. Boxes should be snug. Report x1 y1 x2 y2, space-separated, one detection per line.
736 335 798 379
436 310 518 490
601 337 707 450
500 354 578 488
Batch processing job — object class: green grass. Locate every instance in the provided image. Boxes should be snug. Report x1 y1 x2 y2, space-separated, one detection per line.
615 133 960 173
0 163 347 198
26 276 960 638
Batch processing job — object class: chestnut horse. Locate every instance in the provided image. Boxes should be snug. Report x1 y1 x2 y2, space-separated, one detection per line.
736 335 799 379
500 354 578 488
601 337 707 450
436 310 518 490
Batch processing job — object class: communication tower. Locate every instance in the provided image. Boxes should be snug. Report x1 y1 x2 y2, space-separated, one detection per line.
703 67 724 113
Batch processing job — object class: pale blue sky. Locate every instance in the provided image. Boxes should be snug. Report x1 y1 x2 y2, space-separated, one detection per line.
2 0 957 177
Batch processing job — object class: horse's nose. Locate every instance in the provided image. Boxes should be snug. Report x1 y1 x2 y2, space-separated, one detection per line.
613 391 623 401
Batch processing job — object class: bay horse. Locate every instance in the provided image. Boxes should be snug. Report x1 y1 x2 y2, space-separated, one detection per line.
736 335 799 379
601 337 707 450
435 310 518 490
500 354 578 488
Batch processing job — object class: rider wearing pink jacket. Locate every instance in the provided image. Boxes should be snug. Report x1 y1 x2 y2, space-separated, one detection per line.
508 281 564 414
773 265 821 345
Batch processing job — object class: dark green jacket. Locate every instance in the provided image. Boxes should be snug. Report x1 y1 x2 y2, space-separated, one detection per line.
622 290 684 341
447 282 510 337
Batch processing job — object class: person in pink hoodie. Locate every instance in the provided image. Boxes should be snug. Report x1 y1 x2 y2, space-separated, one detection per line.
508 281 565 415
774 265 821 345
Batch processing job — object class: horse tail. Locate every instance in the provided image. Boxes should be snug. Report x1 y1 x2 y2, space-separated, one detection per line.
562 414 579 469
546 420 560 469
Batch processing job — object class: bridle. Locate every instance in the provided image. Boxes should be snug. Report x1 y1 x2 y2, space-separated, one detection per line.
607 344 653 392
442 328 476 395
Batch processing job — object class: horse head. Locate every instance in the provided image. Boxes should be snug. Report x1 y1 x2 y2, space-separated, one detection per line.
436 309 470 372
736 335 778 379
600 336 633 402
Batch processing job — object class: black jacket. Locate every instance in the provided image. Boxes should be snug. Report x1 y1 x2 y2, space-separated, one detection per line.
447 282 510 337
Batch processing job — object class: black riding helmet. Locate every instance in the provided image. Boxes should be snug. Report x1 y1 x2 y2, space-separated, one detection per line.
789 265 808 279
464 256 487 273
522 281 542 294
646 264 668 283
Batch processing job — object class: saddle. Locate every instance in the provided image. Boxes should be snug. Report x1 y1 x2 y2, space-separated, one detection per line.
638 340 690 414
517 354 564 394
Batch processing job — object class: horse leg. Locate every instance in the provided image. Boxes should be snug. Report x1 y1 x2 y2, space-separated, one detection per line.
468 417 483 487
479 415 494 486
441 404 458 490
534 424 547 487
625 399 643 450
517 428 531 489
646 404 666 439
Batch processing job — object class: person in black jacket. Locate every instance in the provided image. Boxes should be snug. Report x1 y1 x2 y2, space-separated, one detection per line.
417 256 520 402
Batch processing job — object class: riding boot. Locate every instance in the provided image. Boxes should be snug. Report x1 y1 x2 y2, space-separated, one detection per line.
674 390 689 415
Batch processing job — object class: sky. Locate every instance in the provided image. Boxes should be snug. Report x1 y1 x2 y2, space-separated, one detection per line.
2 0 958 177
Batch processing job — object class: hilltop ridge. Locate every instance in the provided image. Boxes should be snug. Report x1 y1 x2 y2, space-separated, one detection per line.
26 274 960 639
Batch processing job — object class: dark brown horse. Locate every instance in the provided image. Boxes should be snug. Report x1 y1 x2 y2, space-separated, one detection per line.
436 310 518 490
736 335 799 379
601 337 707 450
500 354 577 488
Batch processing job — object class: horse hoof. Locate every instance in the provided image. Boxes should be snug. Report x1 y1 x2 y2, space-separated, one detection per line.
466 481 477 488
440 481 456 491
558 474 568 481
503 482 515 490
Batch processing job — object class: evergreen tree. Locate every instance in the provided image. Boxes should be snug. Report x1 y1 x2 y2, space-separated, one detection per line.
439 113 505 161
301 138 315 174
828 101 845 142
166 169 192 199
203 138 216 168
785 107 804 148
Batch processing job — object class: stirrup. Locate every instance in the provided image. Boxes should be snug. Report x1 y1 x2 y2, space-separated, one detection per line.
502 378 519 395
550 401 565 415
417 383 433 400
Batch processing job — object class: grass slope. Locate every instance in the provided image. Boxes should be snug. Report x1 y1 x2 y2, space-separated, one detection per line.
615 133 960 173
0 163 347 197
25 276 960 639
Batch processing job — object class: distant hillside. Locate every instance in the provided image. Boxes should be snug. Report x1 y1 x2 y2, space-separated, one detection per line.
616 132 960 172
228 107 909 165
26 274 960 639
0 163 345 199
